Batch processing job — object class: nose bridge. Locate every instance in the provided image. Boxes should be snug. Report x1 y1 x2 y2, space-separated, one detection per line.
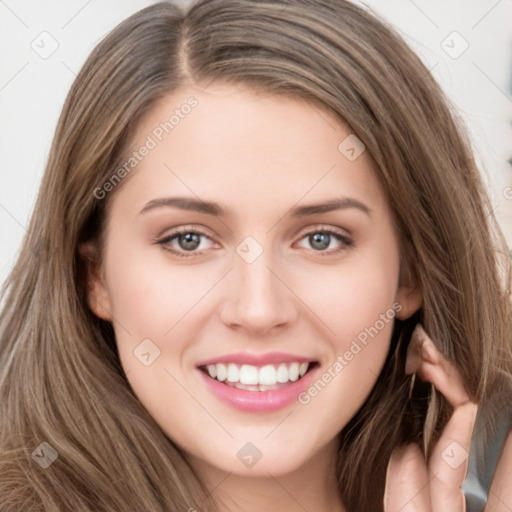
220 238 296 332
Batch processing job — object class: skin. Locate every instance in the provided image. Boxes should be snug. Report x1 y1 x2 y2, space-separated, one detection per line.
386 325 512 512
81 83 500 512
386 325 479 511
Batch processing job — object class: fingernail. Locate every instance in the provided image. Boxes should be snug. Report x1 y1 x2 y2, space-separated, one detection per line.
421 336 439 364
412 325 440 364
412 324 427 342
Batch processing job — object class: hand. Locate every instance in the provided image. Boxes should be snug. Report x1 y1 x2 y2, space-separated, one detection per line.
384 324 478 511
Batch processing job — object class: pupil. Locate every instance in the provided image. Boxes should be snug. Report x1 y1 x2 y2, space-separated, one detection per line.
310 232 330 250
179 233 200 251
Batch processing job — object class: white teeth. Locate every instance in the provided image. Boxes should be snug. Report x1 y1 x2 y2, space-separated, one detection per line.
227 363 239 382
216 363 227 382
207 365 217 379
276 364 289 383
240 364 259 385
258 364 277 386
288 362 299 381
205 362 311 386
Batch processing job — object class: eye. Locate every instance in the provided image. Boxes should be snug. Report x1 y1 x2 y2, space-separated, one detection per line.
156 228 216 258
156 225 353 258
295 227 353 255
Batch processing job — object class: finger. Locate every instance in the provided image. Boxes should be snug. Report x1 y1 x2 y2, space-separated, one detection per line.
384 443 431 512
406 325 478 511
429 401 478 512
410 325 471 407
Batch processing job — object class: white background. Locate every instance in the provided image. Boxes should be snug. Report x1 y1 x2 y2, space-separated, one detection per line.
1 0 511 289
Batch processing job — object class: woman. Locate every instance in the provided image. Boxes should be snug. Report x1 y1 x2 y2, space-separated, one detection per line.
0 1 510 510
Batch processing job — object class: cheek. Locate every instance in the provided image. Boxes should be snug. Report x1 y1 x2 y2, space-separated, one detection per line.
295 243 400 400
104 245 216 338
101 239 226 390
103 248 216 418
298 251 400 347
300 248 400 417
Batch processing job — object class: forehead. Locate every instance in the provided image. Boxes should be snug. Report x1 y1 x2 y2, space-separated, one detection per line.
110 83 388 220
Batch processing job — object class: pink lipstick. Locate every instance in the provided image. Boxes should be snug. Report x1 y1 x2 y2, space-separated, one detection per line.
196 352 318 412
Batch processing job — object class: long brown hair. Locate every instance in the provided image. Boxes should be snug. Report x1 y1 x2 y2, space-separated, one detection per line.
1 1 511 510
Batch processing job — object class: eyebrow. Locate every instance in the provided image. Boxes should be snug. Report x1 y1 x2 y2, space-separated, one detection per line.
138 196 372 218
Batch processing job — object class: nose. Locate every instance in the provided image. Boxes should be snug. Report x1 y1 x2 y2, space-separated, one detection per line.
219 247 298 336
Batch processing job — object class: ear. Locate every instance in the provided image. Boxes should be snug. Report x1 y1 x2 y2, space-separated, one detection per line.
395 261 422 320
78 241 113 322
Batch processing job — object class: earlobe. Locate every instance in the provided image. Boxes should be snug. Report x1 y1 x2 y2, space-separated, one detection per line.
395 284 422 320
78 241 113 322
395 260 422 320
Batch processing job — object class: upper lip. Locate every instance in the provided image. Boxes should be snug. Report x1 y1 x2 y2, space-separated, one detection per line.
196 352 317 367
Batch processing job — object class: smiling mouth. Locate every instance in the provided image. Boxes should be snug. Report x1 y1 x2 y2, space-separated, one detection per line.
199 361 318 391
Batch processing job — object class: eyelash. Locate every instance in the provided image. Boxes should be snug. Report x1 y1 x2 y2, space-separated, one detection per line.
156 226 354 259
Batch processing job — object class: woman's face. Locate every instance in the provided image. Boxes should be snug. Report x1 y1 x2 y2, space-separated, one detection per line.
83 83 420 478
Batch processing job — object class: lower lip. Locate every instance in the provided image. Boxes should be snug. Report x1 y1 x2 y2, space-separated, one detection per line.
197 366 318 412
